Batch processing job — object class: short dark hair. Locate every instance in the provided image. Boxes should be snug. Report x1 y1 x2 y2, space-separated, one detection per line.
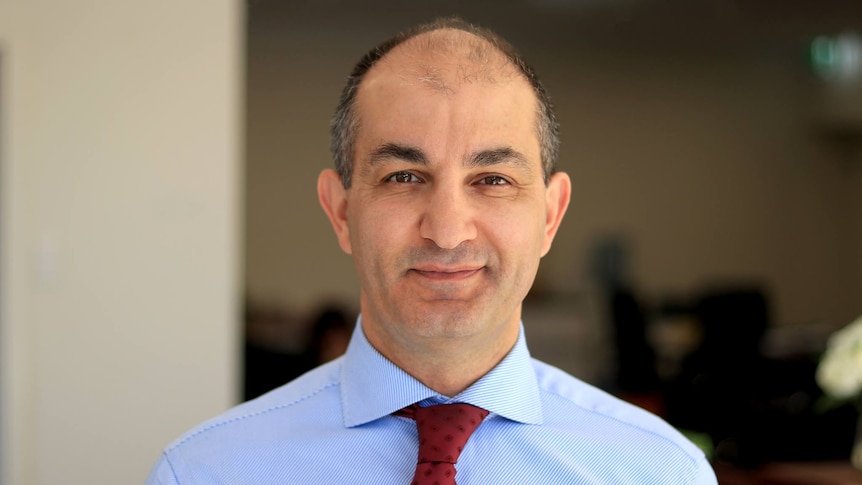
330 17 560 188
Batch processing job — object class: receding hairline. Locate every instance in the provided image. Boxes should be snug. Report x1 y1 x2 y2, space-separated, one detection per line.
365 27 523 92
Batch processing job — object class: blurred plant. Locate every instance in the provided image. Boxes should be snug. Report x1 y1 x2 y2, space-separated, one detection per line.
817 315 862 470
817 315 862 402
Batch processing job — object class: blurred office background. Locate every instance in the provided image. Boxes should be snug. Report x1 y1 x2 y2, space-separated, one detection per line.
2 0 862 483
244 2 862 480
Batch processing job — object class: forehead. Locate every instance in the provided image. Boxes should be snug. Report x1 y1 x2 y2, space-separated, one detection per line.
352 30 541 161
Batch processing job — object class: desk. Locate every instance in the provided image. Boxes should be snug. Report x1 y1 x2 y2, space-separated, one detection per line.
715 461 862 484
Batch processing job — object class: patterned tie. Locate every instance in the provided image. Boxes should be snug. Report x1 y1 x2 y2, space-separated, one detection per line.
396 403 490 485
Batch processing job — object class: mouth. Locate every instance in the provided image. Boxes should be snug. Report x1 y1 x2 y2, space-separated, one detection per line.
410 265 484 281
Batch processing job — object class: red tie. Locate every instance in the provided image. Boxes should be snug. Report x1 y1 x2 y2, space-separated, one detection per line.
396 403 489 485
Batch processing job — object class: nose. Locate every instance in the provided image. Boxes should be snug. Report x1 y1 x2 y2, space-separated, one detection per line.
418 183 477 249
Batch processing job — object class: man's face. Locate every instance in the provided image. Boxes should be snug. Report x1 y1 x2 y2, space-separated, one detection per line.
319 45 570 357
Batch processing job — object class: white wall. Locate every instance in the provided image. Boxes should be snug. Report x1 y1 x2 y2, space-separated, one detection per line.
0 1 242 484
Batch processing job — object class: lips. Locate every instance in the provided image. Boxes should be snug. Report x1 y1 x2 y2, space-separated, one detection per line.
411 265 483 281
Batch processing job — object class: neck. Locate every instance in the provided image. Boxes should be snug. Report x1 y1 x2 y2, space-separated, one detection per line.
362 319 520 397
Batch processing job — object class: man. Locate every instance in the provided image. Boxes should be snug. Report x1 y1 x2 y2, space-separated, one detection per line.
147 18 717 484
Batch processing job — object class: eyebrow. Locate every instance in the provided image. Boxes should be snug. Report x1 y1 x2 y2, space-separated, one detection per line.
467 147 531 172
369 143 429 166
369 143 532 172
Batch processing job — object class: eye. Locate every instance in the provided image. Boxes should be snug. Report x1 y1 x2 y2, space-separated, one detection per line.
477 175 510 186
385 171 423 183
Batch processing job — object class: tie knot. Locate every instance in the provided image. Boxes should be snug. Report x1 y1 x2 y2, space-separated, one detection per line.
409 403 489 464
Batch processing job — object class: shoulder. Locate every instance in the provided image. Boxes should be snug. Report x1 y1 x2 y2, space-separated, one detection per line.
146 359 347 483
531 359 711 474
165 358 343 455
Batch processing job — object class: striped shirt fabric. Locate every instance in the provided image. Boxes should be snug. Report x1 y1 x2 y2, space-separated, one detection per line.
146 318 717 484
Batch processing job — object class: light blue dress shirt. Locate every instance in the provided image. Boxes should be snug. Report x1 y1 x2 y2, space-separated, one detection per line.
146 318 717 484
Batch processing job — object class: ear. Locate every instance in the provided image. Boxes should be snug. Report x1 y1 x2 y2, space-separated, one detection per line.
540 172 571 257
317 169 353 254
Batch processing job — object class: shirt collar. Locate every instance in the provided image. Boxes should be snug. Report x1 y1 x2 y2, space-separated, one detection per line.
341 316 544 428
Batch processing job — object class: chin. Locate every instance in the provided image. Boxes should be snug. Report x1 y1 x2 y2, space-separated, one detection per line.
401 303 494 338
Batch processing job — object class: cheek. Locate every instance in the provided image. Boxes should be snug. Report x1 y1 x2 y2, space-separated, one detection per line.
485 204 547 252
350 204 411 263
